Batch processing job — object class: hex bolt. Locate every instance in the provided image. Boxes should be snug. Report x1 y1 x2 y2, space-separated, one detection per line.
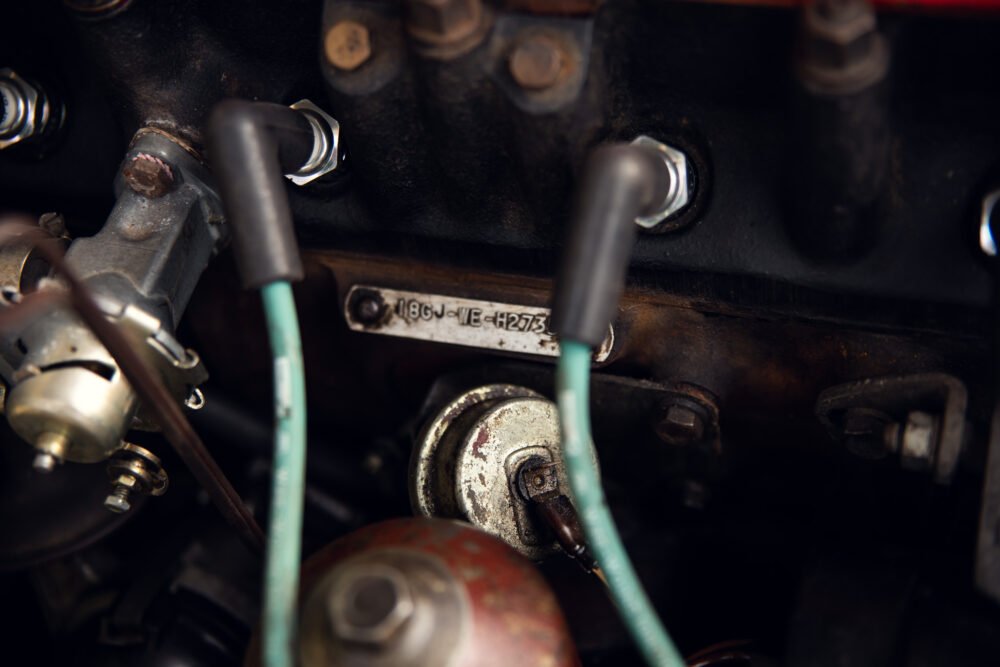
328 564 415 645
325 20 372 72
405 0 482 46
123 153 175 199
656 404 706 446
509 36 565 91
104 473 138 513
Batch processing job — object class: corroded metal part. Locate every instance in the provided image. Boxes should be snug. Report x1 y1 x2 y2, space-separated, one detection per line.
410 383 594 559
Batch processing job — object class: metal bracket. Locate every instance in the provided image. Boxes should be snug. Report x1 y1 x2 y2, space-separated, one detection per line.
816 373 968 484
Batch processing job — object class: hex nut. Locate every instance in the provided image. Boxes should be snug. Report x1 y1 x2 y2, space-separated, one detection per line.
899 411 938 471
328 564 415 645
406 0 482 46
325 21 372 72
657 404 705 446
631 135 689 228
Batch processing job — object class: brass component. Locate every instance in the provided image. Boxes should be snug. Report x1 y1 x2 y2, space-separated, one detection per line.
325 21 372 72
103 443 168 514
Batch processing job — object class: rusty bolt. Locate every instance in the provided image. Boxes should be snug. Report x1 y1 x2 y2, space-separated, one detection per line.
656 404 705 446
325 21 372 72
123 153 174 198
405 0 482 46
509 36 565 91
328 564 415 645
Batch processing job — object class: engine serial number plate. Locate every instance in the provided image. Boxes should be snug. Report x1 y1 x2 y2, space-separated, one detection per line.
344 285 614 362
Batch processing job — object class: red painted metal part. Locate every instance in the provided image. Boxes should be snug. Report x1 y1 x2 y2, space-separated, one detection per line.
309 518 580 667
246 517 580 667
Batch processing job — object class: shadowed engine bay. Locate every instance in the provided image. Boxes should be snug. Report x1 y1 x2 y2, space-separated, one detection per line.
2 0 1000 665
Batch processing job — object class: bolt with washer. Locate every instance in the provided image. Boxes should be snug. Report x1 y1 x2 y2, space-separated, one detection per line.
631 135 690 228
325 20 372 72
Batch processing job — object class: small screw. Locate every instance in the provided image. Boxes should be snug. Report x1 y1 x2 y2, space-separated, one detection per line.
325 20 372 72
509 36 566 91
123 153 174 199
532 473 546 489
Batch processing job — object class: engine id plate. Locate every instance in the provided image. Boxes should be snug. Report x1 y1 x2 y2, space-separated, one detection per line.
344 285 614 362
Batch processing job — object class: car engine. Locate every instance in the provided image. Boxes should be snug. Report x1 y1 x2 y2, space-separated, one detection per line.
2 0 1000 665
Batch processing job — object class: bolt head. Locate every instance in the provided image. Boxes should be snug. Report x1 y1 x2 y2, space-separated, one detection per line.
509 36 565 91
328 564 414 645
405 0 482 46
355 297 383 324
657 404 705 446
123 153 174 198
325 21 372 72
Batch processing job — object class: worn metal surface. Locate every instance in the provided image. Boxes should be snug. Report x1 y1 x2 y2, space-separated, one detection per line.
411 384 587 558
2 130 218 464
249 517 579 667
300 549 467 667
344 284 614 361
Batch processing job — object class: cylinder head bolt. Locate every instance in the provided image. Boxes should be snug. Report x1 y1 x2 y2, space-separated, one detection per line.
404 0 489 57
